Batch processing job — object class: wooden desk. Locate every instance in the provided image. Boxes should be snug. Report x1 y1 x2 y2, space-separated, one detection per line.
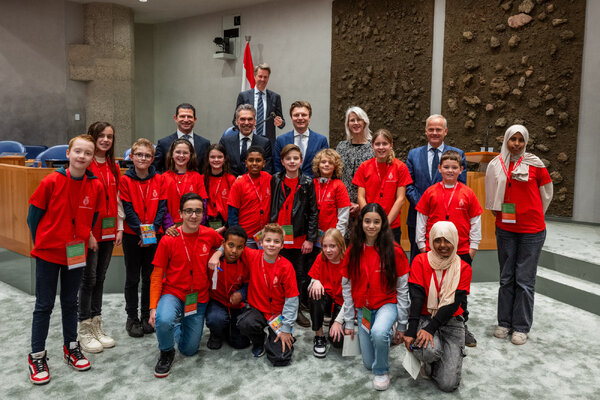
0 155 26 166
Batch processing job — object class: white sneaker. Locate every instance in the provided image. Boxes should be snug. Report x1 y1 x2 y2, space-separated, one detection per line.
373 373 390 391
78 319 103 353
91 315 115 348
494 325 510 339
511 331 528 345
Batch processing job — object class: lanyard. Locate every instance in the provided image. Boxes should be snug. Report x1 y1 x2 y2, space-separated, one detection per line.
136 180 151 224
210 175 224 214
317 178 331 205
499 155 524 185
432 269 447 304
174 171 189 197
440 182 459 220
261 255 280 313
246 173 264 203
374 159 390 199
281 179 299 225
92 158 114 215
179 227 196 293
66 170 88 240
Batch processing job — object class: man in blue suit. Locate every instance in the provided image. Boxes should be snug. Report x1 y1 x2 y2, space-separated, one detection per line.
273 101 328 178
153 103 210 172
220 104 272 176
233 63 285 146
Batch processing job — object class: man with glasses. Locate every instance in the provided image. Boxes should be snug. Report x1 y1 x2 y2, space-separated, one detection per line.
153 103 211 172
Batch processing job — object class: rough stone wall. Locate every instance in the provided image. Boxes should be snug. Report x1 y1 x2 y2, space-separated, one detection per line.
442 0 585 217
329 0 434 161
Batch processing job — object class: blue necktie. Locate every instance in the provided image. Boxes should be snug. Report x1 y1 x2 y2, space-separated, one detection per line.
256 91 264 136
183 134 192 143
431 148 439 181
241 137 249 164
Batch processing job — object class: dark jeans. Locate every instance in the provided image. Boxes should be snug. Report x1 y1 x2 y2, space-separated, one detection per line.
496 228 546 333
458 252 473 322
237 307 294 366
407 224 419 266
280 248 317 307
392 226 402 245
205 300 250 349
79 240 114 321
308 293 343 348
122 233 156 319
31 258 83 352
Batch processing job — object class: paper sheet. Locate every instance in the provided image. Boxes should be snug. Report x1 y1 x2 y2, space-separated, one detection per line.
342 334 361 357
402 350 421 380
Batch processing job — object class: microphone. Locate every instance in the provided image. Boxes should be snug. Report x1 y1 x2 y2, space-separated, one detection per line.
261 112 277 124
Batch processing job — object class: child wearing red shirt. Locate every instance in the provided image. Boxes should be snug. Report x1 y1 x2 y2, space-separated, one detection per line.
119 138 168 338
149 193 222 377
27 135 105 384
353 129 412 243
201 144 236 235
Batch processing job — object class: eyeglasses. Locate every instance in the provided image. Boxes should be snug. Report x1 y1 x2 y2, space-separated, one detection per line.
133 153 153 160
182 208 203 216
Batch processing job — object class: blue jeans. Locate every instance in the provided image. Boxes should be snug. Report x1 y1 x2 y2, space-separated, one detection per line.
155 294 207 356
205 300 250 349
496 228 546 333
79 240 114 321
31 258 84 352
356 302 398 375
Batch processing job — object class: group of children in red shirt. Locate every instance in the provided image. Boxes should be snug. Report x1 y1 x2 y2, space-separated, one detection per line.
26 125 482 393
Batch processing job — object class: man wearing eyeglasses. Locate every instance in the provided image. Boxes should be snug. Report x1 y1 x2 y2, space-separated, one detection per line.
153 103 211 172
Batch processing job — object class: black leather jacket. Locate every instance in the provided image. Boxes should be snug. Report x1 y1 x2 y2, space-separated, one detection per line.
269 171 319 242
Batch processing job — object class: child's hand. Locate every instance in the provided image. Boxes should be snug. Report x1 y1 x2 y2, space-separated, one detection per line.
275 331 294 352
330 321 354 341
88 234 98 252
149 309 156 328
301 240 313 255
165 225 179 237
469 248 477 260
229 292 242 306
404 336 415 352
394 330 405 345
208 252 222 270
216 226 227 235
114 230 123 247
309 280 325 300
415 329 434 349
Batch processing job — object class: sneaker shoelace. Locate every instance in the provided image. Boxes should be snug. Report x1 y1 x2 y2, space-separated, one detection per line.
31 356 48 373
69 346 86 362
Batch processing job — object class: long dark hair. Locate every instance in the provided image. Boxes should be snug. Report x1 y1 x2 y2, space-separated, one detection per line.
166 138 198 172
201 143 231 194
87 121 119 182
348 203 397 292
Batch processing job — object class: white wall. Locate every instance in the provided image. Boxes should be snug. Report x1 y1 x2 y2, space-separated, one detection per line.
141 0 332 144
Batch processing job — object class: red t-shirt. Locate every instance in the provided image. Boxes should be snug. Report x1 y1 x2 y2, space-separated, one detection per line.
313 178 351 232
204 173 236 221
409 253 472 317
150 225 222 308
416 182 483 254
89 159 121 242
29 170 105 265
308 256 344 306
342 244 409 309
119 172 167 235
162 170 205 224
243 248 299 320
352 158 413 228
208 256 250 309
228 172 272 236
276 176 304 249
496 164 552 233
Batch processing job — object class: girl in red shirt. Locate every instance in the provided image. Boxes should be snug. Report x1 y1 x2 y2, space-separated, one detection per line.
201 144 236 235
330 203 410 391
307 228 347 358
78 122 122 354
353 129 412 243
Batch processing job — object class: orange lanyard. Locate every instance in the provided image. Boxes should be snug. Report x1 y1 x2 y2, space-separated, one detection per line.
440 182 459 220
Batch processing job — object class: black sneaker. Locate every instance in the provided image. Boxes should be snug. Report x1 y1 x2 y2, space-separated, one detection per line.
313 336 328 358
207 333 223 350
465 324 477 347
251 344 265 358
154 349 175 378
126 317 144 338
142 318 155 334
28 350 50 385
296 311 311 328
63 342 91 371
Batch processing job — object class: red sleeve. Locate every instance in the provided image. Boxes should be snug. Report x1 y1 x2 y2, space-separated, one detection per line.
29 174 54 210
394 245 410 276
396 161 413 187
351 162 367 187
415 187 432 215
408 253 427 288
308 256 322 281
335 180 351 207
537 166 552 187
341 246 352 279
157 174 168 200
210 229 224 249
118 176 131 202
457 260 472 294
466 188 483 218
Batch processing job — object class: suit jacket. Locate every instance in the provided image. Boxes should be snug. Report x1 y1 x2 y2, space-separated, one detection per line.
219 133 273 177
153 132 210 173
273 129 329 178
234 88 285 145
405 144 467 227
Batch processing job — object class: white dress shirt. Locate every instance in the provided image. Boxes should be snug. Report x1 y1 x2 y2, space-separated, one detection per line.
177 129 194 148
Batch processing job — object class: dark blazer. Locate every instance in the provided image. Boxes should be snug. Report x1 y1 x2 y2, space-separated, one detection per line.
219 133 273 177
273 129 329 178
153 132 210 173
234 88 285 145
405 144 467 227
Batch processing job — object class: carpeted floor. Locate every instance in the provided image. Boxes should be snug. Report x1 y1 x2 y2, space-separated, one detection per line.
2 280 599 399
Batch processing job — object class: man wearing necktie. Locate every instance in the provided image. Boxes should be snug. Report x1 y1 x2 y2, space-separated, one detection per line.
233 63 285 146
153 103 210 172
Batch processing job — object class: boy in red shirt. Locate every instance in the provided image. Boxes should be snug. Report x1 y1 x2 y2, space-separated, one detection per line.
149 192 222 377
227 146 271 249
204 226 251 350
27 134 105 384
119 138 168 338
415 150 482 346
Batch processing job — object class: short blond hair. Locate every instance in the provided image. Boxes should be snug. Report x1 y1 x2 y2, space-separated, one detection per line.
131 138 155 156
312 148 343 179
68 134 95 151
262 223 284 241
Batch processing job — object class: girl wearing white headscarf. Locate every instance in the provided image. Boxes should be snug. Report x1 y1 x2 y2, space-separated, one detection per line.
485 125 553 346
404 221 472 392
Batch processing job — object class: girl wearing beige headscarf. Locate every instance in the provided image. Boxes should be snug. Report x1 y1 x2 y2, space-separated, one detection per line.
485 125 553 346
404 221 472 392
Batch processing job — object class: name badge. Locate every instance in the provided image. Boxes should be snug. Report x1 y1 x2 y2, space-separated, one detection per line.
184 292 198 316
140 224 157 245
360 306 372 333
501 203 517 224
66 240 86 270
283 225 294 245
268 314 283 334
101 217 117 240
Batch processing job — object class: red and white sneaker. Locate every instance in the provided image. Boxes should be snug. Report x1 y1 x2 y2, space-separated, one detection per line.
28 350 50 385
63 342 91 371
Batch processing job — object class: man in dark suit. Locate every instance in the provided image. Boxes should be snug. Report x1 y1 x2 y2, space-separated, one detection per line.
220 104 272 176
273 100 328 178
233 63 285 146
153 103 210 172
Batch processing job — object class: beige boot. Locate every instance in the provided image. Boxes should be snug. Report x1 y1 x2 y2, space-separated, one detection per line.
92 315 115 348
78 319 103 353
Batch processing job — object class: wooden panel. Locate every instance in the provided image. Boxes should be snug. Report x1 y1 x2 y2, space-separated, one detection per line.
0 156 26 166
467 172 496 250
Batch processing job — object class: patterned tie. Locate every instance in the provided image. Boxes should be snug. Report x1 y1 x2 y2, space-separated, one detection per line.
296 134 306 158
183 134 192 144
241 137 249 164
256 91 264 137
431 147 439 181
